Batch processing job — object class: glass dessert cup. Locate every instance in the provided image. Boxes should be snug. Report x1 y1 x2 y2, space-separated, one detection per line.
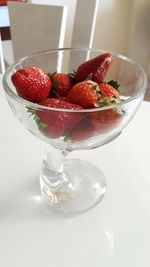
3 48 147 214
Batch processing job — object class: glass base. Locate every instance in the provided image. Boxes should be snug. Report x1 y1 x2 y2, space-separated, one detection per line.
40 159 106 214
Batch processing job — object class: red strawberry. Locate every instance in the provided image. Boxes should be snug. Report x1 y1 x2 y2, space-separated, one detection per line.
91 82 124 133
36 98 84 138
68 116 96 141
67 81 100 109
90 108 122 134
51 73 72 97
11 67 51 103
99 83 120 99
76 53 113 83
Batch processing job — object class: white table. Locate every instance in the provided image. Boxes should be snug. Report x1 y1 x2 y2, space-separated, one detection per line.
0 73 150 267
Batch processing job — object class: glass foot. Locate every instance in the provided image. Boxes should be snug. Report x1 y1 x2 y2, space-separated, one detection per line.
40 159 106 214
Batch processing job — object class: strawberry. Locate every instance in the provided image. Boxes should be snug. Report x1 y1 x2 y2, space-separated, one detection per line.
99 83 120 99
11 67 51 103
76 53 113 83
67 116 96 141
51 72 72 97
90 108 123 134
91 82 123 133
35 98 84 138
107 80 120 90
67 80 100 109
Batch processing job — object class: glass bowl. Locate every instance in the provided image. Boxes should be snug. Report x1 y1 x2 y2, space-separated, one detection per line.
2 48 147 213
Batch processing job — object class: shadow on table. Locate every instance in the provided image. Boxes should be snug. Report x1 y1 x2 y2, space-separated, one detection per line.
0 174 115 266
0 173 58 221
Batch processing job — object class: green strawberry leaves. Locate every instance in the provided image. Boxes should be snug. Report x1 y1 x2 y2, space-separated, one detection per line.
107 80 121 90
27 107 46 130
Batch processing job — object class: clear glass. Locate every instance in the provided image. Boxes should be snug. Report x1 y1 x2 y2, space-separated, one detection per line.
2 48 148 213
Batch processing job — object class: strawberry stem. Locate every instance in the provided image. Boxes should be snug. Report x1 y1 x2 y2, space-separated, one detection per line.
68 69 76 84
26 107 46 130
107 80 121 90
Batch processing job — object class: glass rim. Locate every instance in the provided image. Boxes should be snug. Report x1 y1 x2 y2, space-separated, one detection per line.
2 47 148 113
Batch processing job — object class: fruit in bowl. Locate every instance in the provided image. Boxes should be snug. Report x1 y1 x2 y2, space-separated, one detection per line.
11 52 124 142
3 48 147 213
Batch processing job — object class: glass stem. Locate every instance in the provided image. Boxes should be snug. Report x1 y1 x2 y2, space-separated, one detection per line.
41 145 69 192
44 145 68 173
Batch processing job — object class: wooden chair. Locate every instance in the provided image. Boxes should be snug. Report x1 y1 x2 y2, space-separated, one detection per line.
0 31 5 73
7 0 101 72
7 2 73 60
29 0 77 50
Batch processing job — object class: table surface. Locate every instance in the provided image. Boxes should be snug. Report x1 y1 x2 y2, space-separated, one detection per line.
0 74 150 267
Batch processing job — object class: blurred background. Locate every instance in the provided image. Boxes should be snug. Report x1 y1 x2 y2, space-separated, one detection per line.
0 0 150 98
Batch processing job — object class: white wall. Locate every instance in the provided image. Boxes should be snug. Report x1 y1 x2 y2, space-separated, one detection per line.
76 0 150 76
128 0 150 76
92 0 133 55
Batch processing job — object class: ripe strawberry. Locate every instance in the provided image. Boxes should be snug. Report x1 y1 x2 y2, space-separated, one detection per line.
11 67 51 103
107 80 121 90
91 81 124 133
76 53 113 83
51 72 72 97
36 98 84 138
99 83 120 99
67 117 96 141
90 108 122 134
67 81 100 109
